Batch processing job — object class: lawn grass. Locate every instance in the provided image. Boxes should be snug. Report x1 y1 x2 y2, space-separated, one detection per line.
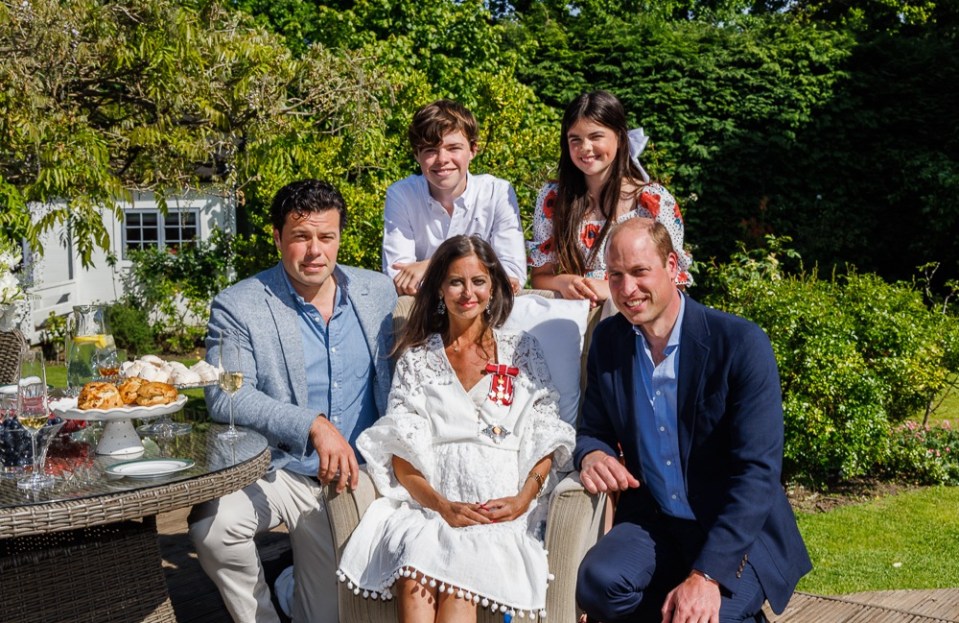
796 486 959 594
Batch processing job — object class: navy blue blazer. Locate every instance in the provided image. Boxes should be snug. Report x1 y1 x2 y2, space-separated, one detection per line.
574 295 811 614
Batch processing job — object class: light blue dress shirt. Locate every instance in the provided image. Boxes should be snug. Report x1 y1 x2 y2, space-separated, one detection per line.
280 270 376 477
633 294 695 520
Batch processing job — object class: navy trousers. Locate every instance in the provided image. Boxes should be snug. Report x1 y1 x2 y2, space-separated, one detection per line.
576 511 766 623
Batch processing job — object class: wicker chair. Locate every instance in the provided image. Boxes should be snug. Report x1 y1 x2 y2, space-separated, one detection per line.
325 291 608 623
0 329 26 385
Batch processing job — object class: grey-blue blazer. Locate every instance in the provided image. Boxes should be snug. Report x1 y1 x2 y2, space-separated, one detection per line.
204 263 397 470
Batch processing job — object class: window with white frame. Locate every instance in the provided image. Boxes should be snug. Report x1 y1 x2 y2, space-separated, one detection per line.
123 209 199 257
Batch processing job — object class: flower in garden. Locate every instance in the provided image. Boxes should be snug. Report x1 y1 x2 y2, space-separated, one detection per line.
0 241 25 306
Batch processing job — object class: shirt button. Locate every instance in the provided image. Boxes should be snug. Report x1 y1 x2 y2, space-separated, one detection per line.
671 494 678 500
333 382 339 388
331 347 336 353
656 390 661 396
666 460 672 466
659 426 666 432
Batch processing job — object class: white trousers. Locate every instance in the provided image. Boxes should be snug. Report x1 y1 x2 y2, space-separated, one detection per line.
188 469 337 623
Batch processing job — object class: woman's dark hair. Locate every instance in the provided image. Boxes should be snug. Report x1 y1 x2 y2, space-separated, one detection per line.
270 179 348 233
554 90 647 276
393 235 514 357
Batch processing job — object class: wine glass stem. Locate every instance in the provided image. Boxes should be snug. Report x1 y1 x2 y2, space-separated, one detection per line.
228 395 236 432
30 432 40 479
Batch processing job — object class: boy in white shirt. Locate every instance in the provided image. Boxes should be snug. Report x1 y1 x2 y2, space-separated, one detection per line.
382 99 526 294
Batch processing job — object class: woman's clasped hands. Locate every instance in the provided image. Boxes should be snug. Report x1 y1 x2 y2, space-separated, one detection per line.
438 494 533 527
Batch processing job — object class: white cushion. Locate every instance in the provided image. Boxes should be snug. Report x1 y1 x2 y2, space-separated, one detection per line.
503 294 590 427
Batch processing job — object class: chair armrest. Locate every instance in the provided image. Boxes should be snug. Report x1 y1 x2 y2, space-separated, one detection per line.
544 472 608 623
325 469 378 561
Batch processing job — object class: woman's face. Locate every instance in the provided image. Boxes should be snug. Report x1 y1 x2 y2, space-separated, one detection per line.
566 118 620 184
440 254 493 323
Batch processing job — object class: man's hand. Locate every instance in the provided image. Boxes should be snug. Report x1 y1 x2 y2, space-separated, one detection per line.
309 415 359 493
580 450 640 494
660 571 721 623
392 260 430 295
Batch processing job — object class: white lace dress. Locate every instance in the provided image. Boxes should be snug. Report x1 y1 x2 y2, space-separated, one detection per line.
336 330 575 618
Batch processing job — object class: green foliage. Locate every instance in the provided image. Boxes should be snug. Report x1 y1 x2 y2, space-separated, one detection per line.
702 237 959 484
225 0 558 273
107 299 158 357
0 0 390 268
121 231 234 353
506 3 959 288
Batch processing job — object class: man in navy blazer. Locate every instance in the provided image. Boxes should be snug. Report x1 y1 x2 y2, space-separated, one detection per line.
189 180 396 623
575 218 810 622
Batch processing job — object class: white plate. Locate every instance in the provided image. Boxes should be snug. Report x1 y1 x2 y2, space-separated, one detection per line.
106 457 195 479
49 395 188 421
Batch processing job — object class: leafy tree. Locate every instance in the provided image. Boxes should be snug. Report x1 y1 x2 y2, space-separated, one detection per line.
0 0 389 268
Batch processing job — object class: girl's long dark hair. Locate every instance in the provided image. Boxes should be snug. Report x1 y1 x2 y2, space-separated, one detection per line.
392 235 514 357
554 90 647 276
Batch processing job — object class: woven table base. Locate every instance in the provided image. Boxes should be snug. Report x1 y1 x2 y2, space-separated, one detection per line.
0 518 176 623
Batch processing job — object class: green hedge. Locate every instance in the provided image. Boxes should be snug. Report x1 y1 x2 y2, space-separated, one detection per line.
702 237 959 485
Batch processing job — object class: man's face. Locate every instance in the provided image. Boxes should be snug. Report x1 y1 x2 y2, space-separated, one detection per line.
606 229 679 329
414 130 477 199
273 209 341 299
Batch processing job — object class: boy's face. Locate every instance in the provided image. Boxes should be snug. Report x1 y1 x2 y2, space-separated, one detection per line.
414 130 477 201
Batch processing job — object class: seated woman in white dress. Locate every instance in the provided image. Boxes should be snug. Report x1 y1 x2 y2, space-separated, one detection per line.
337 235 575 622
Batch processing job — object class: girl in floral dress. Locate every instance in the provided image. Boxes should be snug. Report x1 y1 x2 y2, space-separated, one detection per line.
528 90 693 307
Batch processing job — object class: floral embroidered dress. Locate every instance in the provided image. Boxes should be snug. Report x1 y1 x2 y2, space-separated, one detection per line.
527 181 694 286
336 330 575 619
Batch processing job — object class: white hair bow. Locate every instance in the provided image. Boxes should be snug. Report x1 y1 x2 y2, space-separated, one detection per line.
627 128 651 183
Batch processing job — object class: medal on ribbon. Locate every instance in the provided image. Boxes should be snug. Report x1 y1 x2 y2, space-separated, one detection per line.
485 363 519 407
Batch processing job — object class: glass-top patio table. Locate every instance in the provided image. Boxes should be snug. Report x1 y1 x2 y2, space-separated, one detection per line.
0 423 270 623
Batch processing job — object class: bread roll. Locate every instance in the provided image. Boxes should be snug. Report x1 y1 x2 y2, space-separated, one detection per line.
135 381 178 406
117 377 146 405
78 382 124 410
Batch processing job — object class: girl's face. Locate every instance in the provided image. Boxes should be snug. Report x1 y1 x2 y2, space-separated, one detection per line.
566 118 620 184
440 254 493 323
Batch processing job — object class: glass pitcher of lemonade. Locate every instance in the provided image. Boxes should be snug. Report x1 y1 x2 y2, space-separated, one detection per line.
66 304 116 391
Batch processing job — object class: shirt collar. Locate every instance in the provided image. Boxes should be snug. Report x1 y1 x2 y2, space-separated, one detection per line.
632 292 686 352
279 263 349 312
424 172 474 212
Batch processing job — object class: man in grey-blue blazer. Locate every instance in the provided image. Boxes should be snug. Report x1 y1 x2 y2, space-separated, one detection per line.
575 218 811 623
189 180 397 623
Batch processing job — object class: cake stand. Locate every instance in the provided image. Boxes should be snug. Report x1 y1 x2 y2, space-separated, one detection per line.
49 396 188 456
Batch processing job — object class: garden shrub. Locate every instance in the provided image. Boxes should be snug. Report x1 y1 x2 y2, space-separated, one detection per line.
107 298 157 357
882 420 959 486
121 230 234 354
702 236 959 485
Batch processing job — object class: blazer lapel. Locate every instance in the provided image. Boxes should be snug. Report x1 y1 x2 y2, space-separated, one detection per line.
677 296 710 467
263 266 309 407
609 316 641 472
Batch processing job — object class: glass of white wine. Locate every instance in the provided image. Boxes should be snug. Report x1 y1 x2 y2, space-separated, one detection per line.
217 331 246 440
16 349 65 491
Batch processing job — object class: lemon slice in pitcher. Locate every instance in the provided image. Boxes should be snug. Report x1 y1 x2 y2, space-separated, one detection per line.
73 334 110 349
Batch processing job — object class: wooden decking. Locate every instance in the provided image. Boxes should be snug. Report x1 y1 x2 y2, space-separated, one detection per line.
158 508 959 622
